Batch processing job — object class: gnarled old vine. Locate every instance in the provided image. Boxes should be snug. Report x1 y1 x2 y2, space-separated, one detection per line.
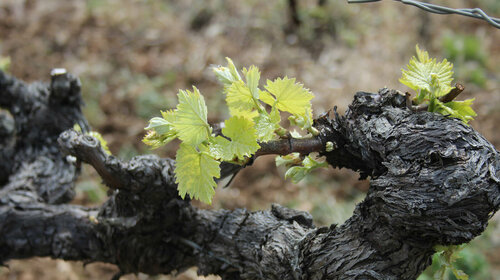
0 70 498 279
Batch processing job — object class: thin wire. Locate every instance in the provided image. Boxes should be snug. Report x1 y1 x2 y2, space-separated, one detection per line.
347 0 500 29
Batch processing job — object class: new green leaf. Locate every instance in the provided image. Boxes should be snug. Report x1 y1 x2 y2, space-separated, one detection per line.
400 45 475 125
145 117 171 134
284 155 327 183
208 136 233 161
143 110 178 149
254 108 280 142
224 116 260 159
285 166 309 184
226 80 259 117
161 109 177 123
145 109 176 135
261 77 314 119
243 65 261 100
175 143 220 204
143 130 176 149
289 107 313 130
210 116 260 161
276 153 301 167
400 45 454 97
435 99 477 124
173 87 211 146
213 57 242 87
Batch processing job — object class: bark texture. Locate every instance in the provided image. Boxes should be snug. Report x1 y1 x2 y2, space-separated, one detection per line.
0 70 499 280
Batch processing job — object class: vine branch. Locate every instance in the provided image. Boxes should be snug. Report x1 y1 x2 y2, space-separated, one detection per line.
255 137 324 157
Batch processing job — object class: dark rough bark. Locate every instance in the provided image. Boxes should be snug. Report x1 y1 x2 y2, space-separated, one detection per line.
0 70 499 280
0 69 87 204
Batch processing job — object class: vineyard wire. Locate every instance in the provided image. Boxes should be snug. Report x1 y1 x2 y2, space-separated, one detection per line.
348 0 500 29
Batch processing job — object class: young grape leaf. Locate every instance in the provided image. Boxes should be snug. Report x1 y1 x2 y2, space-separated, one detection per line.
223 116 260 159
284 155 327 183
275 153 301 167
143 130 177 149
226 57 241 82
145 117 171 134
224 116 260 158
226 80 259 117
289 130 304 139
435 99 477 124
161 109 177 124
254 108 280 142
213 57 242 87
285 166 309 183
213 66 235 87
261 77 314 119
175 143 220 204
400 45 454 97
208 116 260 161
173 87 211 146
415 44 430 63
143 110 178 148
399 45 475 126
288 107 313 130
243 65 260 100
208 136 233 161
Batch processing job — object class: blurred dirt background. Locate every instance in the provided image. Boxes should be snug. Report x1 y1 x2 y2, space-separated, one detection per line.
0 0 499 279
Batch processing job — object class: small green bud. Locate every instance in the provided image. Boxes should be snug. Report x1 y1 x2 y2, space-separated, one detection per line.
275 153 301 167
308 127 319 136
276 127 288 137
285 166 308 183
325 141 335 152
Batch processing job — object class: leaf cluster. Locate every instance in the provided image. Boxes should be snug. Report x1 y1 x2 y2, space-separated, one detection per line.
400 45 476 124
144 58 316 203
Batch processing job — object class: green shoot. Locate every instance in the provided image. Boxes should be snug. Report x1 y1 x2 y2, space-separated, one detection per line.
280 154 327 184
144 58 316 203
175 143 220 203
400 45 476 124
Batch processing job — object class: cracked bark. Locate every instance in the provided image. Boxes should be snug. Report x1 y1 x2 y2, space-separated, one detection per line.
0 70 499 279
